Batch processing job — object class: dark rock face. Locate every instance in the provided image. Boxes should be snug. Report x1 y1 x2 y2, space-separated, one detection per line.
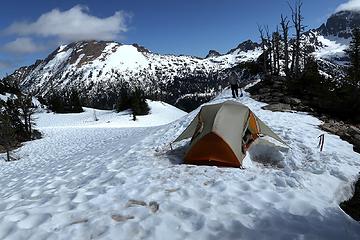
205 50 221 58
262 103 292 112
132 43 150 53
227 40 260 54
318 10 360 38
340 176 360 222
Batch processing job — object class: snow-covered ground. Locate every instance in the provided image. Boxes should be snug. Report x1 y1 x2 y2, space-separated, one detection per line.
36 100 186 129
0 92 359 239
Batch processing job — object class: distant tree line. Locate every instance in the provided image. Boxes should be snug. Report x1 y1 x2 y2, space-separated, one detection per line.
39 81 150 117
115 84 150 116
41 89 84 114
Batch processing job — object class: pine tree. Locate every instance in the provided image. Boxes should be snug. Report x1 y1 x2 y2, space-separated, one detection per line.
130 88 150 116
0 108 17 162
69 90 83 113
347 27 360 87
115 85 130 112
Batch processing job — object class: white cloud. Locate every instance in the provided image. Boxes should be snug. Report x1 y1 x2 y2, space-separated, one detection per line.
2 37 43 54
5 5 130 42
336 0 360 12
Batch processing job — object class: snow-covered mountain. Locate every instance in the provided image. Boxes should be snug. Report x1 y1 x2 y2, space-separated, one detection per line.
5 9 360 110
297 10 360 78
11 40 261 111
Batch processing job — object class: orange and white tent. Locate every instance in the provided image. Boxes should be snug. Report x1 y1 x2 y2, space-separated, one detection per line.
173 100 287 168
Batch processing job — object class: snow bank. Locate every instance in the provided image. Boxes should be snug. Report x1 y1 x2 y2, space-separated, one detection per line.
0 90 359 239
36 100 186 129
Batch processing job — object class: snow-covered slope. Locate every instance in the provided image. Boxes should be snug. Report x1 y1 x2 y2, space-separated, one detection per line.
0 90 359 239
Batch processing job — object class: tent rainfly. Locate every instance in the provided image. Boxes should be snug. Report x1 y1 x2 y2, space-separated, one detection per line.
173 100 287 168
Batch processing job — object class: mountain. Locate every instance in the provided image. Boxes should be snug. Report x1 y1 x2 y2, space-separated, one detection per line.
318 10 360 39
5 9 360 112
205 50 221 58
226 40 260 54
9 40 261 111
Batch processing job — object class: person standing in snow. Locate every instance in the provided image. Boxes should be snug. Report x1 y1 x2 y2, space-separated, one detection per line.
227 72 242 98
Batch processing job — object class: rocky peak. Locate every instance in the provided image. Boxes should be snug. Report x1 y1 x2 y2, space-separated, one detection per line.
227 40 260 54
205 50 221 58
318 10 360 38
132 43 151 53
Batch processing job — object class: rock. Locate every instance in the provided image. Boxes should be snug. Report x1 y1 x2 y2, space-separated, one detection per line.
258 88 271 94
148 201 159 213
354 133 360 139
111 214 134 222
321 123 335 133
126 199 147 208
349 126 360 135
205 50 221 58
284 97 302 106
272 92 285 98
262 103 292 112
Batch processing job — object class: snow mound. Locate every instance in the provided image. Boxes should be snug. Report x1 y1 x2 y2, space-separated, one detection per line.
36 100 186 129
0 90 359 239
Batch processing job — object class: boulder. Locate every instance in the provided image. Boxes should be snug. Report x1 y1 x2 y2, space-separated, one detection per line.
349 126 360 135
258 88 271 94
262 103 292 112
284 97 302 106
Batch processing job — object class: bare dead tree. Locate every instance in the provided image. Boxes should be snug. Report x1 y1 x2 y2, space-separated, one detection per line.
289 0 305 79
265 26 273 75
272 27 281 75
280 14 290 77
258 24 268 74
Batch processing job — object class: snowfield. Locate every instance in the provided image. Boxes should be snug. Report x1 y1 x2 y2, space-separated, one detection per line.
0 92 360 239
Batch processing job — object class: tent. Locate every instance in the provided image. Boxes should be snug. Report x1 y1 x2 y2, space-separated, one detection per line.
173 100 287 168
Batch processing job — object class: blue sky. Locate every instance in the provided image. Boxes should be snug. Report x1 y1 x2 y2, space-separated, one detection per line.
0 0 351 77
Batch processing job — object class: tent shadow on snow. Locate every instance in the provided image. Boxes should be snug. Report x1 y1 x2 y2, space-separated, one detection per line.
248 138 288 168
166 144 188 165
170 100 288 168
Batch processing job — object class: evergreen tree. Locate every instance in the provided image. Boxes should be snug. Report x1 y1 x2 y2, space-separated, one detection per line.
0 102 17 162
115 86 130 112
347 27 360 87
130 87 150 116
69 90 83 113
48 92 64 113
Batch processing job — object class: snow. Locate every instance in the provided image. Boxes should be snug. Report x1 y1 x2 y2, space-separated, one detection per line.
37 100 186 129
57 45 67 53
314 35 348 60
98 44 150 73
0 93 17 102
0 89 360 239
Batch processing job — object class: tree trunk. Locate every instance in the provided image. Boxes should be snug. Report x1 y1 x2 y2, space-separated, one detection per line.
6 148 10 162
